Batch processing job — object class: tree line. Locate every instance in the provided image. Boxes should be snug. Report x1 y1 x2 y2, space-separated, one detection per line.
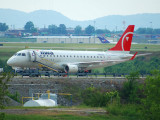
1 21 160 35
102 56 160 75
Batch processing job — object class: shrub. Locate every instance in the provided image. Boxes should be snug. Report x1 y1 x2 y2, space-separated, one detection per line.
120 72 141 103
81 87 120 107
107 104 140 119
140 70 160 120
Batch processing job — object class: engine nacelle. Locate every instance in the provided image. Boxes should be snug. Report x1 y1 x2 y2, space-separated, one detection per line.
64 64 78 73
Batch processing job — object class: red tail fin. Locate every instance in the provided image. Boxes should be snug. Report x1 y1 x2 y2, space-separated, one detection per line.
109 25 135 52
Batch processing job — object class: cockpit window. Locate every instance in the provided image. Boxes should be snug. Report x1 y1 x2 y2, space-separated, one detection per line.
17 53 21 56
14 52 26 56
22 53 26 56
14 53 17 56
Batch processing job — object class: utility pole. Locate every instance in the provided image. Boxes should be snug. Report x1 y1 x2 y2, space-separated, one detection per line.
94 20 96 44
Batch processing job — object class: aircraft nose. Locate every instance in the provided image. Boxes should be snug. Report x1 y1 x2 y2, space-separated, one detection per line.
7 58 15 66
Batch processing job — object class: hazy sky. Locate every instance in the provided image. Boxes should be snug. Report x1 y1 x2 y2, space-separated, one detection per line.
1 0 160 21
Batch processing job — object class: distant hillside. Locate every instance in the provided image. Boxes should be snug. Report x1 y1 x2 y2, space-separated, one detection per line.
0 9 160 30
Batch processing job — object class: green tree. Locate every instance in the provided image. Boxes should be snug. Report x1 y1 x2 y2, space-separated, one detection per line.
48 24 58 34
141 70 160 120
0 23 9 32
120 72 140 103
81 87 105 107
153 29 160 34
81 86 119 107
58 24 67 34
24 21 35 33
136 27 153 34
30 27 37 33
0 59 12 72
85 25 95 34
95 29 110 34
136 28 146 34
0 73 12 120
146 28 153 34
74 25 82 35
96 29 105 34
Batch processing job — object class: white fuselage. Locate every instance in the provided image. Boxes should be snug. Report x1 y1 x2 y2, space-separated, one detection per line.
7 49 132 73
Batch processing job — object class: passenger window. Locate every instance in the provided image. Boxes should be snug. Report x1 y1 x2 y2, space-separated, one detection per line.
17 53 21 56
22 53 26 56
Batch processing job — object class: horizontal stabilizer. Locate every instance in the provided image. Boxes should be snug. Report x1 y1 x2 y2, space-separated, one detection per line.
136 53 152 57
130 52 138 60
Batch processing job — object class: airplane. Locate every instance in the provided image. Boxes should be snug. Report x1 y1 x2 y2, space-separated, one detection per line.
97 36 110 43
97 36 118 44
7 25 139 73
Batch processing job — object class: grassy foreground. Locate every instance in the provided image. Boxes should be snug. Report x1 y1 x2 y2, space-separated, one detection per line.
5 114 104 120
4 114 140 120
3 104 140 120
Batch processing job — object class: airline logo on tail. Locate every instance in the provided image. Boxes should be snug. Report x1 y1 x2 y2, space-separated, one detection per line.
97 37 110 43
109 25 135 51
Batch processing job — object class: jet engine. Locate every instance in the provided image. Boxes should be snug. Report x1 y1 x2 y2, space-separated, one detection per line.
64 64 78 73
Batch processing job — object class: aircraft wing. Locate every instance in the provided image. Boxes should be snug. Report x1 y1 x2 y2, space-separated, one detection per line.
136 53 152 57
70 59 128 68
68 52 138 67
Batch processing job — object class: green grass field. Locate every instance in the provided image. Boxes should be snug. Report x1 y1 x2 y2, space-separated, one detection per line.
4 114 125 120
0 38 36 42
3 104 140 120
1 42 160 51
0 37 160 52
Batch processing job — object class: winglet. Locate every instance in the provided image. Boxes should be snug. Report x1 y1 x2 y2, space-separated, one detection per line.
130 52 138 60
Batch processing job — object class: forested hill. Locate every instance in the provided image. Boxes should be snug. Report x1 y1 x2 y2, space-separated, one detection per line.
0 8 160 30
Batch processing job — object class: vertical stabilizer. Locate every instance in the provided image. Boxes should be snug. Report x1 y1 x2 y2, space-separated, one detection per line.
109 25 135 52
97 37 110 43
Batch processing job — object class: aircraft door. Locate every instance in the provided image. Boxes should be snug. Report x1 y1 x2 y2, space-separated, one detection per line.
29 51 37 62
